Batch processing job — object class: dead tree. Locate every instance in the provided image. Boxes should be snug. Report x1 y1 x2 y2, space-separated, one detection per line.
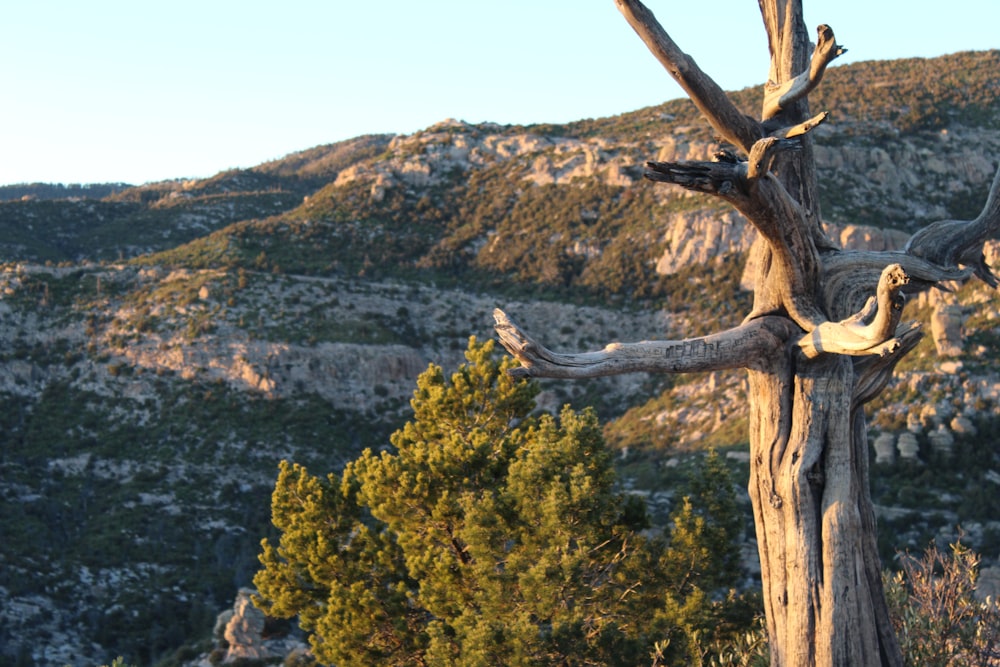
492 1 1000 665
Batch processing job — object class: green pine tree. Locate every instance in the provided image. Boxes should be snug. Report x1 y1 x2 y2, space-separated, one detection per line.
650 450 752 664
254 457 428 666
254 337 755 666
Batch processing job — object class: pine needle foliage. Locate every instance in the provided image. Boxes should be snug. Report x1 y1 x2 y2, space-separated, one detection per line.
254 337 751 666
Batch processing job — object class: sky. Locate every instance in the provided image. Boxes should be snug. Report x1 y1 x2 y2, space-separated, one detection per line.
2 1 997 187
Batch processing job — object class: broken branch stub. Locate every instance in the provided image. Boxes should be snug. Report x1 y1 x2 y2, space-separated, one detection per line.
819 249 971 321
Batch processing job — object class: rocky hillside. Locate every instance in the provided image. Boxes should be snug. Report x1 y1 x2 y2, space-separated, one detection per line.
1 50 1000 666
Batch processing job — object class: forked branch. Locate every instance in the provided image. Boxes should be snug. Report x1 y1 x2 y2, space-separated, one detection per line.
494 309 798 378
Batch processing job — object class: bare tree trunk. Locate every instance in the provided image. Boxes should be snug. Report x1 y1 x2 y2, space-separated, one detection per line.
494 1 1000 664
748 1 900 663
748 356 901 666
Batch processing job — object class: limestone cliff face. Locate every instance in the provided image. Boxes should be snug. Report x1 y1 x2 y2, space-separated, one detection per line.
335 119 646 194
655 208 750 275
119 334 428 409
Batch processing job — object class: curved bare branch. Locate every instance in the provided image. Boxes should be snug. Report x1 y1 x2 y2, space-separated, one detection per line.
797 265 914 358
613 0 762 152
762 24 846 120
820 250 972 320
905 163 1000 287
494 309 798 378
770 110 830 139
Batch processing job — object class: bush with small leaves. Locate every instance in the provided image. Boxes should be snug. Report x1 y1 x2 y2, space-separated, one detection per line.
885 540 1000 666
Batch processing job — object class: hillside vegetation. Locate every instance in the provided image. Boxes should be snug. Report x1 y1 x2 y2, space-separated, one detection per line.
1 50 1000 666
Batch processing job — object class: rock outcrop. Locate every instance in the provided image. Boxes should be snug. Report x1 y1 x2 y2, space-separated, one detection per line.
931 303 965 357
897 432 921 461
221 589 269 661
655 209 751 275
873 432 896 465
194 589 308 666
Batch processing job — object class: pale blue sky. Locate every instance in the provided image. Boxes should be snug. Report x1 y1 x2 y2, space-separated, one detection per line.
2 1 996 186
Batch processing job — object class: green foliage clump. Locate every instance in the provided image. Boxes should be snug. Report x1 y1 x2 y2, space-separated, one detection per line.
254 338 754 666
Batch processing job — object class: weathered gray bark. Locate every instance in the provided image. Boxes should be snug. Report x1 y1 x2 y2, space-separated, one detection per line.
493 1 1000 665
